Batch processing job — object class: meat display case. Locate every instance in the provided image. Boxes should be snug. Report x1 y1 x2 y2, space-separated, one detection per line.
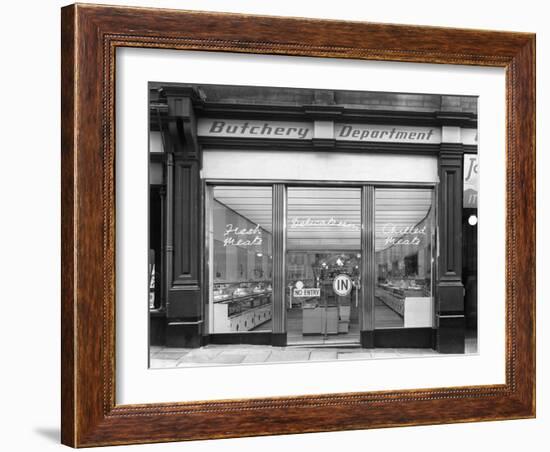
376 279 432 327
212 281 272 333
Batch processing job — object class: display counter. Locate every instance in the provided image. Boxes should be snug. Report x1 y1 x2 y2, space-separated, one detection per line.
212 282 272 332
376 281 432 327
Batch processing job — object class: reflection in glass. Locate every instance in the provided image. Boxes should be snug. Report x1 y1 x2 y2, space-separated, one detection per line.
207 186 273 333
375 189 434 329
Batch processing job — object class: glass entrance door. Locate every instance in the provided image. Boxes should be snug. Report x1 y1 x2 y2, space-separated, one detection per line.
286 187 362 345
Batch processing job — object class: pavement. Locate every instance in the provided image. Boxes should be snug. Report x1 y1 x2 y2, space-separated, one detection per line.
149 339 477 368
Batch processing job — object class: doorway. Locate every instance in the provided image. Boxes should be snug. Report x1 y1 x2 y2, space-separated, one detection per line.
286 187 362 345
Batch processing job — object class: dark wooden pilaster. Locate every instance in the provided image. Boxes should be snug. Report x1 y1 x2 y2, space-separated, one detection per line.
360 185 375 347
437 143 465 353
159 88 203 347
158 186 167 308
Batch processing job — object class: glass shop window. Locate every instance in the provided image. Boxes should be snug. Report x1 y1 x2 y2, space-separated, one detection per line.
374 188 435 329
207 186 273 333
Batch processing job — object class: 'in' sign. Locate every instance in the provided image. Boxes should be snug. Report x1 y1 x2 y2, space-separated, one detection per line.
333 274 352 296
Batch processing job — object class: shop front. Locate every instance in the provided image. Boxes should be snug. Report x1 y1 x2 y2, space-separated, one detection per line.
149 84 478 354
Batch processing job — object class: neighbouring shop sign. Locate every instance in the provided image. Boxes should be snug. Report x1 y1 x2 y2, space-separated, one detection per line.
463 154 478 208
223 223 262 246
461 128 478 146
198 119 450 144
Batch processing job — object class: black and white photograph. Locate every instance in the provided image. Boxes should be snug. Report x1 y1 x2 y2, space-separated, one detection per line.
147 83 479 368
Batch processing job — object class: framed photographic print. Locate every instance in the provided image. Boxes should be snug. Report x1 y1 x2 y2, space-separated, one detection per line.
61 3 536 447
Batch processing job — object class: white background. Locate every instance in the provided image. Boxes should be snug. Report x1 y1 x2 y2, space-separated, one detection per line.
0 0 546 451
117 49 505 404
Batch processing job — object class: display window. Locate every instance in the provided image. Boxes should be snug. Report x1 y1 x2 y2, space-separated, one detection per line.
374 188 435 329
205 183 437 345
206 186 273 334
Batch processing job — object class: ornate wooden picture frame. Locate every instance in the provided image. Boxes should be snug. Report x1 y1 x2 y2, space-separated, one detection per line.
61 3 535 447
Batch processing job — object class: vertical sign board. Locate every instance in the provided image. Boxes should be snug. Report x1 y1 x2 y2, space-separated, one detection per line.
463 154 479 208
